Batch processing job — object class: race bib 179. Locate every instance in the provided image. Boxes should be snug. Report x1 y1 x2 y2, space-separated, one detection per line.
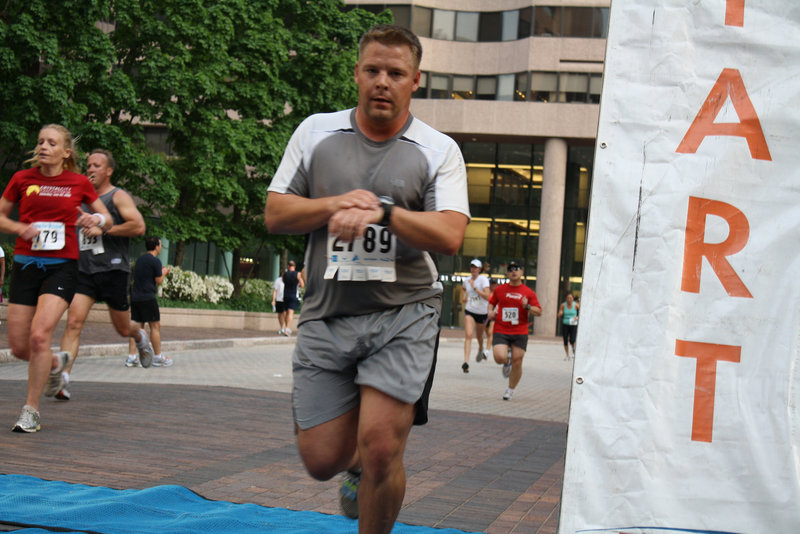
31 222 66 251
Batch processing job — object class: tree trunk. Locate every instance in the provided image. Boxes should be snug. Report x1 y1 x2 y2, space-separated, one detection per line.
231 247 243 297
174 240 186 269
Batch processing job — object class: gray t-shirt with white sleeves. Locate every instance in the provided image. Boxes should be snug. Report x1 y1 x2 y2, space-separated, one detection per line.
268 109 470 324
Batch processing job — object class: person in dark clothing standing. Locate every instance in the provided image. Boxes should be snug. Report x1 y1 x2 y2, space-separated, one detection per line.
127 236 172 366
281 260 304 336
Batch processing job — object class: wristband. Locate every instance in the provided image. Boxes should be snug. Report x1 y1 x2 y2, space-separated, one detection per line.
94 213 107 228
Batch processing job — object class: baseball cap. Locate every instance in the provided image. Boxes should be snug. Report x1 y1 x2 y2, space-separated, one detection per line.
470 259 482 268
507 260 521 271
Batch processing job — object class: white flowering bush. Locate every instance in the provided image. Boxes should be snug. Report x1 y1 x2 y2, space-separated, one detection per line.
204 275 234 304
162 266 206 302
241 278 273 300
159 266 274 311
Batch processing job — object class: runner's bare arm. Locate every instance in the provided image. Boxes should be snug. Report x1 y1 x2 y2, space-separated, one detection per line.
264 190 380 235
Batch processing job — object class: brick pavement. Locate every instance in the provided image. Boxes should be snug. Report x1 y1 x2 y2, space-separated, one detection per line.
0 322 570 534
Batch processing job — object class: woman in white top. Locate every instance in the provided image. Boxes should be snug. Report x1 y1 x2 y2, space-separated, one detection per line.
461 259 491 373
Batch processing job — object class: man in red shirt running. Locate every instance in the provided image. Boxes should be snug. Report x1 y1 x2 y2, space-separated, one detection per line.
487 260 542 401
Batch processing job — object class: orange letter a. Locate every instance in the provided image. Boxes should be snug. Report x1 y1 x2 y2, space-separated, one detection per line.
677 68 771 161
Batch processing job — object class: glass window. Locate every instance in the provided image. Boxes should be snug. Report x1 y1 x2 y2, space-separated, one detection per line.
412 6 432 38
559 72 589 102
563 7 595 38
452 76 475 100
462 141 496 164
502 10 519 41
432 9 455 40
589 74 603 103
430 74 450 99
530 72 558 102
476 76 497 100
479 11 502 42
390 6 411 29
455 12 479 42
518 7 532 39
499 143 531 166
594 8 610 38
534 6 561 36
352 5 382 15
514 72 529 101
466 166 493 205
462 220 490 258
413 72 428 99
144 126 173 156
497 74 514 101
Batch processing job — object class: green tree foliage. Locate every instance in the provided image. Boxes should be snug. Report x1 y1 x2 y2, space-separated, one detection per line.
110 0 387 291
0 0 389 292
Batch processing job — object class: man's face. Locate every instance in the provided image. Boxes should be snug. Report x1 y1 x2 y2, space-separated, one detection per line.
507 266 523 282
354 41 420 128
86 153 113 190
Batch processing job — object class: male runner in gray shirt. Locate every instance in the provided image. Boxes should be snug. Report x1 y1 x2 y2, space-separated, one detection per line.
265 24 469 534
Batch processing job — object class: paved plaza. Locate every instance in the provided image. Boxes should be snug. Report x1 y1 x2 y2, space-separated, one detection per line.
0 324 574 533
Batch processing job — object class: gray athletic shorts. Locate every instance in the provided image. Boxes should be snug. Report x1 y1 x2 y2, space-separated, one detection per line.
292 301 439 430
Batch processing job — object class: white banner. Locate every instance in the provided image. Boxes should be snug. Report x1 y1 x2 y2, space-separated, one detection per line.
560 2 800 533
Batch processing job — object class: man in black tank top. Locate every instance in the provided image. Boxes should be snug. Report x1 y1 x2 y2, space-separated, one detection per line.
56 149 156 401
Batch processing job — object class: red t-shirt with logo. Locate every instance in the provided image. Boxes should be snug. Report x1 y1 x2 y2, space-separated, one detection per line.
3 167 98 259
489 283 541 335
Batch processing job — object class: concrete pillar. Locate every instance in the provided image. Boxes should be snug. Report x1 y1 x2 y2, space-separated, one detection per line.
534 138 568 336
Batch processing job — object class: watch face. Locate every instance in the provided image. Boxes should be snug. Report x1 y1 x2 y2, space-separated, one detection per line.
379 195 395 206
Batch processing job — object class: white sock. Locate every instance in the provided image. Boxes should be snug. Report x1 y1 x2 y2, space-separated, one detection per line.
154 354 162 359
129 354 137 360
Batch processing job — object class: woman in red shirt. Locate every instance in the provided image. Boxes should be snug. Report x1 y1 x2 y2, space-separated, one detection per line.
0 124 111 433
488 261 542 401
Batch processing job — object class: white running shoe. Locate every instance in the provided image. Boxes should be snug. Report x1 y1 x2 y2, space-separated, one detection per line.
45 352 70 397
12 405 41 433
503 388 514 401
502 354 512 378
125 355 140 367
152 355 174 367
55 372 71 401
136 329 154 368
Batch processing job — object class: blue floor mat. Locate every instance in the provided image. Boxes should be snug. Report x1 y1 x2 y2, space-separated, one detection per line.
0 474 481 534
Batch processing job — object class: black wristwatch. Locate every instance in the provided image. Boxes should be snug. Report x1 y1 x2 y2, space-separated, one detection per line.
378 196 395 227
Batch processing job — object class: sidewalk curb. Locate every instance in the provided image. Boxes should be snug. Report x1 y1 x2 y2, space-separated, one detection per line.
0 337 295 365
0 334 559 365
